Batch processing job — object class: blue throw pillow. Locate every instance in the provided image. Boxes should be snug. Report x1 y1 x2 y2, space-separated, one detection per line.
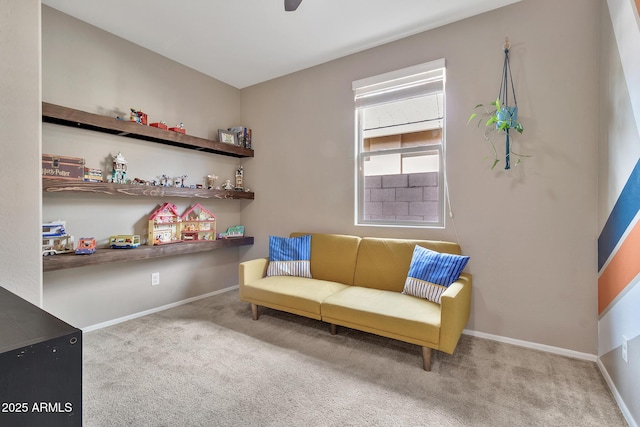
402 245 469 304
266 235 312 278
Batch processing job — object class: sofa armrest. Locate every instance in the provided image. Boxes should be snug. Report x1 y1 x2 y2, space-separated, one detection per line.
238 258 269 302
438 272 472 354
239 258 269 286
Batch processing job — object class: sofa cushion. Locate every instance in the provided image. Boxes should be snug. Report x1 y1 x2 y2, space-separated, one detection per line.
352 237 462 293
267 235 312 278
291 233 361 286
402 245 470 304
242 276 348 316
321 286 441 345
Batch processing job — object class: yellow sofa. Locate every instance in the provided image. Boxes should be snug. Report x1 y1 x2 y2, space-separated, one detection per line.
239 233 472 371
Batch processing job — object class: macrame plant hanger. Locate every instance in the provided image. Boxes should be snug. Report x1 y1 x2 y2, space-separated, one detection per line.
498 37 518 170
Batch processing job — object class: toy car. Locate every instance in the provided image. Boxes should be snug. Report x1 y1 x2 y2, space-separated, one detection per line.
109 235 141 249
75 237 97 255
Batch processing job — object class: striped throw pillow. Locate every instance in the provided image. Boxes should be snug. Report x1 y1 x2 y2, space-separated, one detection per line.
402 245 469 304
266 235 312 278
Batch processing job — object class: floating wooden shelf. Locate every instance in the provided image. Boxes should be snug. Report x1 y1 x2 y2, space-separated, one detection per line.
42 102 254 158
43 237 254 272
42 179 254 200
42 102 255 272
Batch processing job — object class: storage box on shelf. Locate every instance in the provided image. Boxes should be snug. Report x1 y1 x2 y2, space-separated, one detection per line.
42 154 85 180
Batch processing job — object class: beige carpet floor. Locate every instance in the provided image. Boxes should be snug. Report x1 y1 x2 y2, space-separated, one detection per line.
83 289 627 426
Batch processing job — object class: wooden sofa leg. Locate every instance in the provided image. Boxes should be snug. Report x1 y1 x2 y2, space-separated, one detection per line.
422 347 432 371
251 303 259 321
330 324 337 335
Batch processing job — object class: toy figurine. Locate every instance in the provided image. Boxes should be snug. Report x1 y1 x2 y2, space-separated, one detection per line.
222 179 234 191
130 108 141 123
132 178 150 185
235 166 244 191
110 152 128 184
129 108 148 125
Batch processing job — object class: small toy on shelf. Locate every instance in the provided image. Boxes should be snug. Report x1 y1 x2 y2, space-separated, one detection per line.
169 122 186 134
174 175 187 188
218 225 245 239
130 108 148 125
84 167 104 182
42 154 85 181
75 237 97 255
42 220 74 256
235 166 244 191
206 174 218 189
148 203 182 246
150 121 168 130
180 203 216 242
42 221 67 237
43 234 74 256
109 152 128 184
109 235 141 249
132 177 151 185
222 179 234 191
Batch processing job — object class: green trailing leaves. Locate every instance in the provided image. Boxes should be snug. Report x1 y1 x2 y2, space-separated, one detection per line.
468 100 528 170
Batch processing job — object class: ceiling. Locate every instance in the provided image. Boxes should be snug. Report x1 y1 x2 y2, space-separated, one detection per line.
41 0 521 89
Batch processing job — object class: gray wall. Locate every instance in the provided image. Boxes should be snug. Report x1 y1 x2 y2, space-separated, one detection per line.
0 0 42 305
240 0 601 355
41 6 247 328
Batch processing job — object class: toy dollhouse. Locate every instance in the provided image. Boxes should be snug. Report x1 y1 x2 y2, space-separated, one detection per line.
180 203 216 241
148 202 181 245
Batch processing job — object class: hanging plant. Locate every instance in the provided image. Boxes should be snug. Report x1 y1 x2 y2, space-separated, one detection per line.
468 39 528 170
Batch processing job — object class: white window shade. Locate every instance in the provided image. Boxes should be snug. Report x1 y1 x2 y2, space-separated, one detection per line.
362 94 444 139
353 59 445 109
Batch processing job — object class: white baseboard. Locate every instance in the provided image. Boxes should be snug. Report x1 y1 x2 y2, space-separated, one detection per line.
82 285 239 333
597 358 638 427
463 329 598 362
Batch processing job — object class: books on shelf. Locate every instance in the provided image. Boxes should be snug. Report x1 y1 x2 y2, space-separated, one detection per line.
228 126 252 149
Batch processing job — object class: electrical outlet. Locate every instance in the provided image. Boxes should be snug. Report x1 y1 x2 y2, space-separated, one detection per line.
151 272 160 286
622 336 628 363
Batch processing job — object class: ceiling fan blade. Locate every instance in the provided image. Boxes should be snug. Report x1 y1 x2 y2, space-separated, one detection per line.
285 0 303 12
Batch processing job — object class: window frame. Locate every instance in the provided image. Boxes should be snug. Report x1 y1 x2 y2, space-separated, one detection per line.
353 59 446 228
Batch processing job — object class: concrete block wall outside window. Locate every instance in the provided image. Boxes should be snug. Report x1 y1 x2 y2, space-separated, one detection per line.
364 172 439 221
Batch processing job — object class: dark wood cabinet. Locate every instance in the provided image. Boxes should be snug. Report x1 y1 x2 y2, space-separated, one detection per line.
0 287 82 426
